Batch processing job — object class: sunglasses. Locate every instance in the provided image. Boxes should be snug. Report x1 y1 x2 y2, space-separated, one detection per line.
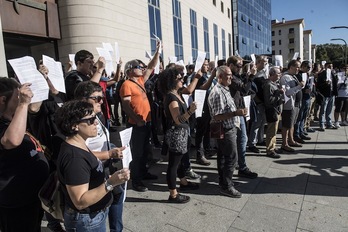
79 116 97 125
134 65 146 70
88 96 103 103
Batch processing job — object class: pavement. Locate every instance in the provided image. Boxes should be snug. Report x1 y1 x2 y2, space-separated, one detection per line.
41 121 348 232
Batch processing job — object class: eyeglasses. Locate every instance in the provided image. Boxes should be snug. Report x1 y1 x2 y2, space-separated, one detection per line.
88 96 103 103
79 116 97 125
134 65 146 70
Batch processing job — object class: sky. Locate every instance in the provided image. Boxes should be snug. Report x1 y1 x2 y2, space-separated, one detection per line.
271 0 348 45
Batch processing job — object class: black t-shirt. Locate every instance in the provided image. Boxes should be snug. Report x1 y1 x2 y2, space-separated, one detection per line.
65 70 90 101
57 142 112 213
164 93 189 128
0 117 50 208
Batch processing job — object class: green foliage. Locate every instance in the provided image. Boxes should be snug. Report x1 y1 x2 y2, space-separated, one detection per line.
316 44 347 67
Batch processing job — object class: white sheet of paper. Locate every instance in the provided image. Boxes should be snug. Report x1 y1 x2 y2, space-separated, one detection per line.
182 94 190 107
194 51 206 72
68 54 76 70
274 55 283 67
8 56 49 103
145 51 153 59
292 52 299 60
194 89 206 118
153 34 162 54
169 56 177 63
96 47 114 76
282 85 290 103
215 55 219 68
309 76 314 90
301 72 307 84
114 42 120 64
188 56 193 65
321 60 326 67
337 72 346 84
243 95 251 121
250 54 256 63
119 127 133 168
326 69 331 81
42 55 66 93
102 42 114 57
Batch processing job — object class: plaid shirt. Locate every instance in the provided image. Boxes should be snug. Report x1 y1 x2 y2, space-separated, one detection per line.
208 82 240 129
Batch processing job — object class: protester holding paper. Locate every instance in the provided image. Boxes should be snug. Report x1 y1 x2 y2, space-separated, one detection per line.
333 64 348 127
55 100 130 231
74 81 127 232
0 78 49 231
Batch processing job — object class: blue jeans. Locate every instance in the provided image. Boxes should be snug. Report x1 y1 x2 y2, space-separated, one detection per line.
217 127 238 189
108 187 125 232
294 98 311 137
64 208 109 232
237 116 248 170
128 123 151 183
319 96 334 128
248 103 266 147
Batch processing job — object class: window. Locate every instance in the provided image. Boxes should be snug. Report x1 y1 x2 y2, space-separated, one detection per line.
190 9 198 60
148 0 162 55
272 40 275 46
255 42 259 48
272 50 275 55
278 30 281 35
213 23 219 57
289 38 294 44
257 24 261 31
248 18 253 26
203 17 210 59
279 40 281 45
221 1 224 13
227 8 230 18
272 31 275 36
279 50 282 55
228 33 232 56
289 48 294 54
213 0 216 6
241 14 246 22
221 29 226 59
289 28 294 34
242 37 247 44
172 0 183 60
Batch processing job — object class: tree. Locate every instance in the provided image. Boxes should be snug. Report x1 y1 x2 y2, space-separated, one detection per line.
316 44 346 67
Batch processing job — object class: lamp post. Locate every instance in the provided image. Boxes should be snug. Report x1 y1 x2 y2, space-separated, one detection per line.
331 38 347 65
331 26 348 29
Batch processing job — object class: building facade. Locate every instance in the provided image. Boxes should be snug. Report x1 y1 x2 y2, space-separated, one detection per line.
1 0 233 76
303 30 312 62
271 18 306 66
232 0 272 59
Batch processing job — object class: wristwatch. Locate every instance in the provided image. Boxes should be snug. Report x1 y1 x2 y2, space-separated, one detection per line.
105 180 114 192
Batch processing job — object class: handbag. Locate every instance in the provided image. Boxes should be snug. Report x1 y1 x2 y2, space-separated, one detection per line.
38 171 64 221
210 121 224 139
165 125 189 154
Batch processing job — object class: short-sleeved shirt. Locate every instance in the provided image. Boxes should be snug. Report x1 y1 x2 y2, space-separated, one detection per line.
119 77 151 124
64 70 90 101
164 93 188 128
0 118 49 208
57 142 112 213
208 83 239 130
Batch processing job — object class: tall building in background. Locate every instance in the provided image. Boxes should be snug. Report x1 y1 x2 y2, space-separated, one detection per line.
0 0 233 76
232 0 272 59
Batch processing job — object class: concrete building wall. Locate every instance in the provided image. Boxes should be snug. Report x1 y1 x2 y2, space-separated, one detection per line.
0 13 7 76
303 31 312 62
57 0 232 68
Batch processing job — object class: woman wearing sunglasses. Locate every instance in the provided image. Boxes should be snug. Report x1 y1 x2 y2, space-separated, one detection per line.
55 100 130 231
74 81 127 232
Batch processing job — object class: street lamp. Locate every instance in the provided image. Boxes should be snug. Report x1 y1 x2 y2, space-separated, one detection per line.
331 38 347 65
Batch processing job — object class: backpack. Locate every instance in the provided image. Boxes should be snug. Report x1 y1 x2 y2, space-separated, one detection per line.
38 171 64 221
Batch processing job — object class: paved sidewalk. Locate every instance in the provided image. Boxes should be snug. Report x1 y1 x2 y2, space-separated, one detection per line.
121 125 348 232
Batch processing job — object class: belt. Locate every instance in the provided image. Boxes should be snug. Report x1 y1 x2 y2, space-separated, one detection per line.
65 206 108 215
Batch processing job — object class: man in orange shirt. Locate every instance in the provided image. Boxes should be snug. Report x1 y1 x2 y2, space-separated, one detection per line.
120 42 161 192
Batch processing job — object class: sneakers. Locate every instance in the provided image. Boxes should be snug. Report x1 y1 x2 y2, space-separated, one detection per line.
196 156 211 166
266 151 281 159
180 181 199 191
306 128 316 133
247 146 261 154
238 167 258 179
326 124 338 129
341 121 348 126
168 193 190 203
185 168 201 179
132 181 148 192
220 187 242 198
334 122 341 128
317 127 325 132
300 134 311 140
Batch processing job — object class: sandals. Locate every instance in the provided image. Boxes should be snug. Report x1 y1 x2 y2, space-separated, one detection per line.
281 145 295 152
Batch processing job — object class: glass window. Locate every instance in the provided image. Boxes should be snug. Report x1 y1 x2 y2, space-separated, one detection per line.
279 40 281 45
190 9 198 60
289 38 294 44
272 31 274 36
203 17 210 59
213 24 219 57
289 28 294 34
278 30 281 35
221 29 226 59
279 50 282 55
227 8 230 18
221 1 224 13
228 33 232 56
213 0 216 6
272 40 275 46
148 0 162 55
172 0 183 60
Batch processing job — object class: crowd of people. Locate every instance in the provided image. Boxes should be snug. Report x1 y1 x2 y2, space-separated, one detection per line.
1 37 348 231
